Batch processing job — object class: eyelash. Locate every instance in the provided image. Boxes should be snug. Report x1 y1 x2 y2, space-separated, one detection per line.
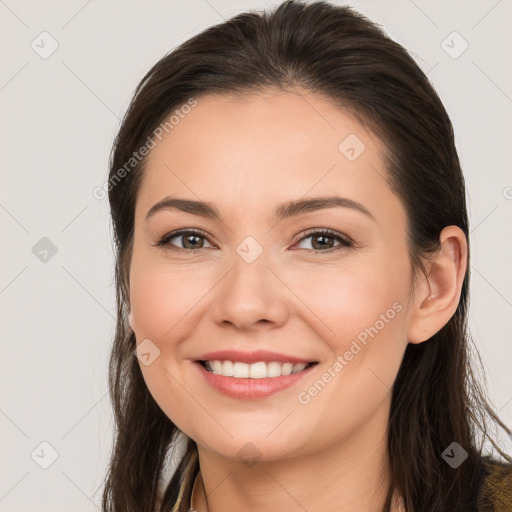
154 228 353 254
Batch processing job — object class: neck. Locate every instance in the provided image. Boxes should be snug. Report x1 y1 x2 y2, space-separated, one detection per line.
191 398 396 512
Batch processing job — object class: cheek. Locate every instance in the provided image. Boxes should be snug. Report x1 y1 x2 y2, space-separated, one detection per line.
129 261 207 343
290 263 407 346
290 267 408 437
290 261 410 402
128 261 207 429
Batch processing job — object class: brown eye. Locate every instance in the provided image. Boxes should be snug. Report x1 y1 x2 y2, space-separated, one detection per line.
181 233 204 249
295 229 352 252
156 230 214 252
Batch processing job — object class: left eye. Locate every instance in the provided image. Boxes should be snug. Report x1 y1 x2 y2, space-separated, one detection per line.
294 230 352 252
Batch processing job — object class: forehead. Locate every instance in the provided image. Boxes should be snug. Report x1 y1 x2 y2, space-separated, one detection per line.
136 89 402 224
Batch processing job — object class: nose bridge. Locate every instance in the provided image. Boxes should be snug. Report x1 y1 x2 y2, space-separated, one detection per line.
211 235 288 329
227 235 272 301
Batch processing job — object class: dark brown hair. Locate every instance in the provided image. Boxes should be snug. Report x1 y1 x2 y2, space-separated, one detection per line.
101 1 512 511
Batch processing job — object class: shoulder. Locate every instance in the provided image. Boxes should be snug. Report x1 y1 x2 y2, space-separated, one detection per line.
476 456 512 512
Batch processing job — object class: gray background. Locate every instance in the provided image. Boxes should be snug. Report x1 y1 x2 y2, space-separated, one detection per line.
1 0 511 510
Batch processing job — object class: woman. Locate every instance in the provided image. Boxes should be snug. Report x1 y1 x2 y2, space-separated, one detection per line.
101 1 512 511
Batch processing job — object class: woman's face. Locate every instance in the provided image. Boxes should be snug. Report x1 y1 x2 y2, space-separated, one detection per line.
129 89 416 462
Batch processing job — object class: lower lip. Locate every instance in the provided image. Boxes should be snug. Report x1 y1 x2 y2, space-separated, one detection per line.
195 362 317 400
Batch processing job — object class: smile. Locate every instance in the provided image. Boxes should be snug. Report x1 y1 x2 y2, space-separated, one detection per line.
200 360 316 378
195 359 319 400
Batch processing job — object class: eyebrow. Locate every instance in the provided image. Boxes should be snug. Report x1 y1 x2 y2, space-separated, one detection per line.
145 195 375 222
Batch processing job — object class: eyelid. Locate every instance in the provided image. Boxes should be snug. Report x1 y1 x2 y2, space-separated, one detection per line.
154 228 215 252
293 228 355 253
292 227 353 247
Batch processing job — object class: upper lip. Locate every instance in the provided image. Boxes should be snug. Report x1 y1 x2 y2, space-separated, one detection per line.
196 349 316 364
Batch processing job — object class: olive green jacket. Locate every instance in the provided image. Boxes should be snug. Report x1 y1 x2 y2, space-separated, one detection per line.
476 458 512 512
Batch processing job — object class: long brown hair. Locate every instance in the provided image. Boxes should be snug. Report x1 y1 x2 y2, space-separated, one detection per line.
101 1 512 511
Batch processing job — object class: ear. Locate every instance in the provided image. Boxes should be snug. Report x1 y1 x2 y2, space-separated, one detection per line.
128 311 134 331
407 226 467 344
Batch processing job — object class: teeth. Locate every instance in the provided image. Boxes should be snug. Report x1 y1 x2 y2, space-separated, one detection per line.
205 360 309 378
233 361 249 378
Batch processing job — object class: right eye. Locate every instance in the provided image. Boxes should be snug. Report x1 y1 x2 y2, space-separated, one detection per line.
155 229 215 253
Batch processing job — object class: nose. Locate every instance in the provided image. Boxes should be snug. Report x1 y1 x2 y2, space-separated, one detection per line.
210 251 289 331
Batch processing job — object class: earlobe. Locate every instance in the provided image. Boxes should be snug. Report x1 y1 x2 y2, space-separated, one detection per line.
407 226 467 344
128 312 134 331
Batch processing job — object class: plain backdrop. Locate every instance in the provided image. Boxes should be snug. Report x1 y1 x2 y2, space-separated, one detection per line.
1 0 511 510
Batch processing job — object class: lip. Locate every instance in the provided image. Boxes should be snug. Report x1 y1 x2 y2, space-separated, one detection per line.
194 360 318 400
196 349 315 365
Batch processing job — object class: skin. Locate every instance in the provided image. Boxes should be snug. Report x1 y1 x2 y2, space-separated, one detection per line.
128 88 467 512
